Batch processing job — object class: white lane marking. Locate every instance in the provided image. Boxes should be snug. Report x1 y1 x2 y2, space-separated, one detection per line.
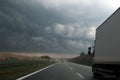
66 64 73 71
70 67 73 70
76 73 85 79
16 63 58 80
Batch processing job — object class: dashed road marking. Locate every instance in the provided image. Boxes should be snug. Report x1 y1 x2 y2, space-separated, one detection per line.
70 67 73 70
76 73 85 79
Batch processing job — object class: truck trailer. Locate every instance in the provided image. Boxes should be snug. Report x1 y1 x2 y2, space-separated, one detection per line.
92 7 120 79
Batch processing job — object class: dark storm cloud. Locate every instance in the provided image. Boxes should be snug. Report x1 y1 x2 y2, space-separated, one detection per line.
0 0 119 53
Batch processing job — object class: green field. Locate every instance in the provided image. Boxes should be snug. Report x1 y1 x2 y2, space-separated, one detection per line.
0 60 55 80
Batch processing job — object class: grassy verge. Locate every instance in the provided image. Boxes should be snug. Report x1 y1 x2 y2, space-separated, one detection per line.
68 55 92 66
0 60 55 80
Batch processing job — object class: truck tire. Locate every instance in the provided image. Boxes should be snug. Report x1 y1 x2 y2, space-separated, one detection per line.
116 72 120 80
93 72 102 78
118 77 120 80
117 75 120 80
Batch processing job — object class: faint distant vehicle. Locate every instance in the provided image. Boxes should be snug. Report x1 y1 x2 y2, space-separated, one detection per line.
92 8 120 80
54 59 58 62
60 59 65 63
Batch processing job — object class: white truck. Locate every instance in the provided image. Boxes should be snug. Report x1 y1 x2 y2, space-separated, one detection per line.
92 7 120 79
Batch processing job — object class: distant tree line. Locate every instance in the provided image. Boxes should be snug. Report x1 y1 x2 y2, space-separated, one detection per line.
40 55 51 59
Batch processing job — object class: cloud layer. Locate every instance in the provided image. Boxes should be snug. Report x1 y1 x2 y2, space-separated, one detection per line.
0 0 119 54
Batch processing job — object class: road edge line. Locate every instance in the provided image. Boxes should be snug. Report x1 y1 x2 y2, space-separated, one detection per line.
16 63 58 80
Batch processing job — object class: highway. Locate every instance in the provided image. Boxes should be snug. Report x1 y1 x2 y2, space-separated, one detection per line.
17 62 113 80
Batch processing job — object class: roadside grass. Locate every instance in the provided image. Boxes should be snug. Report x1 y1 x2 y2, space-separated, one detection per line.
68 55 92 66
0 60 55 80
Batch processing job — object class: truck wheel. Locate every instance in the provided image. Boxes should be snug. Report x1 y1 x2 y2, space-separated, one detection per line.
118 77 120 80
93 72 102 78
117 76 120 80
116 72 120 80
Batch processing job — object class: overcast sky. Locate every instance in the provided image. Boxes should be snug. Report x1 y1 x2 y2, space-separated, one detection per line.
0 0 119 54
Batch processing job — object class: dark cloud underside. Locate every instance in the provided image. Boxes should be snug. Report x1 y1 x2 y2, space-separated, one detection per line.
0 0 118 53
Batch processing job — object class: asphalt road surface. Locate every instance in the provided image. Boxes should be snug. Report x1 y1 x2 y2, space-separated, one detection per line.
18 62 114 80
